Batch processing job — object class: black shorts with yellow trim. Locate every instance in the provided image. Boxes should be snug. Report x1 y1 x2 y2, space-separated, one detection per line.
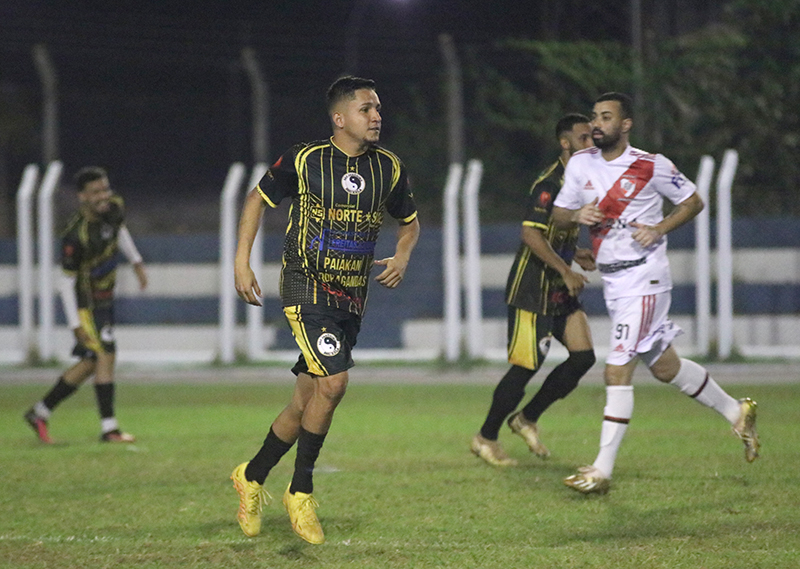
506 301 579 371
284 304 361 378
73 306 115 359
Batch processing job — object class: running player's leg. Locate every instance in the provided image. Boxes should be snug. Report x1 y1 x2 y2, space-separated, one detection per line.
520 308 595 425
245 369 314 484
280 305 357 544
473 307 539 465
565 295 653 493
649 345 759 462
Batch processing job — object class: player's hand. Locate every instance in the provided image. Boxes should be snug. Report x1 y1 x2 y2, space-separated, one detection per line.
575 198 604 226
373 256 407 289
234 262 262 306
133 262 148 291
629 221 663 248
562 268 589 297
574 248 596 272
73 326 91 346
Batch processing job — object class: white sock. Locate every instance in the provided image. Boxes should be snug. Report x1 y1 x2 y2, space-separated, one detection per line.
669 358 740 424
592 385 634 478
101 417 119 434
34 401 52 420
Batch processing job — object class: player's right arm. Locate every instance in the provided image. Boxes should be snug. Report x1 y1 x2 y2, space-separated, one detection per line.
234 147 299 306
234 188 267 306
521 226 588 296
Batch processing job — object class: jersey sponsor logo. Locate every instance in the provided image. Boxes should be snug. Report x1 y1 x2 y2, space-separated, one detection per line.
325 207 382 224
341 172 366 195
323 257 364 271
100 224 114 240
309 228 376 255
583 180 595 190
613 343 626 352
670 166 687 189
317 332 341 356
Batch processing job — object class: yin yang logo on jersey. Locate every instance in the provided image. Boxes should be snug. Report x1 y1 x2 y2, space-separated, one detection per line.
341 172 365 195
317 332 341 357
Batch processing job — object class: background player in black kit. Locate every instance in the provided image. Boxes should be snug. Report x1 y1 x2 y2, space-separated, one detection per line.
472 114 597 466
24 166 147 444
231 76 419 544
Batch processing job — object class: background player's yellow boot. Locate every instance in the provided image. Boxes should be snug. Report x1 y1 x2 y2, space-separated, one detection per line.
733 398 759 463
231 462 271 537
283 484 324 544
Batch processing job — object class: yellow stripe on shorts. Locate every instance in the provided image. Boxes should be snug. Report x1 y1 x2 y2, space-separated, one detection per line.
78 308 104 354
283 306 328 377
508 308 538 371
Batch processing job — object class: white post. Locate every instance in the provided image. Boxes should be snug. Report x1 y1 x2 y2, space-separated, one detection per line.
16 164 41 360
37 160 63 361
219 163 247 364
694 156 714 357
716 149 738 359
462 159 484 359
442 163 464 362
246 163 269 359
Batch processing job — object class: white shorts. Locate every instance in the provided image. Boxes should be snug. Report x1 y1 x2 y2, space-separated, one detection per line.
605 292 682 367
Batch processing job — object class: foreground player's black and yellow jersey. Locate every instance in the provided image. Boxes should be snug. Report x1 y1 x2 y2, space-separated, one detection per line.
257 139 418 316
505 158 580 315
61 195 125 311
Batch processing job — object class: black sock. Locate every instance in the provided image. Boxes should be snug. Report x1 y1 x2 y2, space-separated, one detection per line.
94 383 115 419
42 377 78 411
289 427 327 495
479 365 535 440
522 350 595 422
245 428 294 484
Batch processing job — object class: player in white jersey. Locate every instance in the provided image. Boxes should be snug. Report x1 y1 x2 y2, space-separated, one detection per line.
552 92 759 495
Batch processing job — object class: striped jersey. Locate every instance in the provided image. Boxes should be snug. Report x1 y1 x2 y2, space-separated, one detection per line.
61 194 126 310
257 138 418 316
505 158 580 315
554 145 696 300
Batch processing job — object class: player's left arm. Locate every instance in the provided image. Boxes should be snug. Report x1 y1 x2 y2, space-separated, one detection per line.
374 217 420 289
118 224 148 290
630 192 703 247
630 157 703 247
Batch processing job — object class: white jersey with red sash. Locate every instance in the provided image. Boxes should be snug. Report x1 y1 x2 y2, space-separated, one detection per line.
554 145 696 300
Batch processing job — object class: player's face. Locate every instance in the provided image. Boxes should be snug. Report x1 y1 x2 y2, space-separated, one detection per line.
590 100 628 150
79 177 112 216
337 88 382 147
563 122 593 154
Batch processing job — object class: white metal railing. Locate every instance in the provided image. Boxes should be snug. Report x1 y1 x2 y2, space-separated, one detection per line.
15 164 40 359
218 163 247 363
694 155 714 357
36 160 63 361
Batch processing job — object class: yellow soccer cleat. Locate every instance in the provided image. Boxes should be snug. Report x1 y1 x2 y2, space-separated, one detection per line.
732 398 760 463
563 465 611 495
231 462 271 537
470 434 518 467
283 484 325 545
507 412 550 458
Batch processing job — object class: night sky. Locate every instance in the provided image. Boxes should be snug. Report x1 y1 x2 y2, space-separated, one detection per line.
1 0 643 231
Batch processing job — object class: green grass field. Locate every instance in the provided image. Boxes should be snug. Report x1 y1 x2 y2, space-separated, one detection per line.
1 378 798 568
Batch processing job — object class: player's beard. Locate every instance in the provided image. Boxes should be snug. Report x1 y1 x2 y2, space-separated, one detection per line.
592 128 622 150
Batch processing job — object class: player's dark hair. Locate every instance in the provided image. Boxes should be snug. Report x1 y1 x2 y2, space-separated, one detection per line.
74 166 108 191
555 113 590 139
327 76 377 112
595 92 634 119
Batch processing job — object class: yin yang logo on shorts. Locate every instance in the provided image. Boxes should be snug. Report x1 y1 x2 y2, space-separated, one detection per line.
341 172 365 195
317 332 341 357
